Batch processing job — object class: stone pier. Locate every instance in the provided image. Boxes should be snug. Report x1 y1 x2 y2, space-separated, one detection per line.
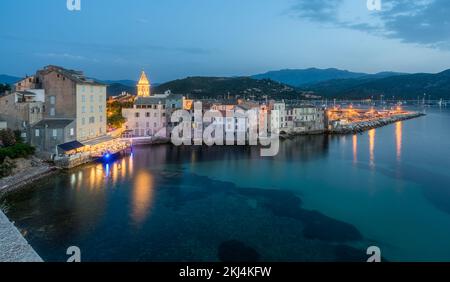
0 210 43 262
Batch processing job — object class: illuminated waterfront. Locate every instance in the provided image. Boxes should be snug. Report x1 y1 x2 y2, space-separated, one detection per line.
2 107 450 262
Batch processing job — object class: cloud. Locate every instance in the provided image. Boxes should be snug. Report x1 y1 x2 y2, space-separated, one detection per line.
35 52 90 61
290 0 450 49
0 34 212 56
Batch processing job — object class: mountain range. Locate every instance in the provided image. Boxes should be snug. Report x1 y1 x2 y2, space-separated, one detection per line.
251 68 406 87
3 68 450 99
0 74 21 84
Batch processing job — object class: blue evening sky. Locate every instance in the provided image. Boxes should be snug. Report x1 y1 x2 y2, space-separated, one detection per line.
1 0 450 82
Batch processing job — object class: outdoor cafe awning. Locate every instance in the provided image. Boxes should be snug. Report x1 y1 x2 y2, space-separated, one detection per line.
57 141 85 152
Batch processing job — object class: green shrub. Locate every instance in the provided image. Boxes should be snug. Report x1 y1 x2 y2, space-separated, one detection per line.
0 143 35 163
0 158 15 178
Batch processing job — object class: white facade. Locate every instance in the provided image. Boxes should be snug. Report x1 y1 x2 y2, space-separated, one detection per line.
76 84 107 141
122 100 167 137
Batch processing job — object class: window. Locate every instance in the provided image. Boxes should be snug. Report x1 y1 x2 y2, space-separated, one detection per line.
35 129 40 137
70 128 74 136
90 95 94 102
90 106 94 113
82 106 86 113
100 116 103 122
89 117 95 124
50 96 56 105
82 95 86 103
146 112 150 117
135 122 139 128
99 105 103 113
135 112 140 118
52 129 57 137
146 122 150 128
50 107 55 116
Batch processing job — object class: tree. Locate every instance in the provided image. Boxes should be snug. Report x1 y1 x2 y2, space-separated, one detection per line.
0 83 11 94
0 129 16 147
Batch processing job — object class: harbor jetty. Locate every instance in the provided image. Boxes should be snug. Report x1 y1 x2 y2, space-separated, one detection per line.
329 111 424 134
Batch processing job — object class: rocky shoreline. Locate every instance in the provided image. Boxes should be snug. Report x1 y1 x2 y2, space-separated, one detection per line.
0 157 59 197
328 112 425 135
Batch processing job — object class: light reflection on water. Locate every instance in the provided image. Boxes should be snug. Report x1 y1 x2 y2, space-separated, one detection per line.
132 170 154 225
396 121 402 162
368 129 376 168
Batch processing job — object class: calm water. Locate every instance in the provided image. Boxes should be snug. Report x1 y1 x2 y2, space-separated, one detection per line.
3 107 450 262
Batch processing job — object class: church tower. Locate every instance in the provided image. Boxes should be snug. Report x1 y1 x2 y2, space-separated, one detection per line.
137 70 151 97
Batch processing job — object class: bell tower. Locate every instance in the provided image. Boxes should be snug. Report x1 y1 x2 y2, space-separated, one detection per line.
137 70 151 97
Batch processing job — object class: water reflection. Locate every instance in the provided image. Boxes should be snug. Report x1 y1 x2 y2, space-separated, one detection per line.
132 170 155 225
396 122 402 162
368 129 376 168
352 135 358 164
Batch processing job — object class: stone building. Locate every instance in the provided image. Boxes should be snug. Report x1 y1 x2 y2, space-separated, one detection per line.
34 65 107 142
292 105 326 132
0 90 44 141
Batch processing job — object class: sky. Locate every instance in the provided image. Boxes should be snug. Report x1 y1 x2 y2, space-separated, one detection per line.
1 0 450 82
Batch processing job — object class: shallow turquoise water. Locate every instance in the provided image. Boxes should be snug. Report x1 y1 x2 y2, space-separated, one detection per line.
3 107 450 262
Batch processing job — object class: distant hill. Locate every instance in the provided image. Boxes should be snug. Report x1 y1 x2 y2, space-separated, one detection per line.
106 83 136 97
103 80 136 87
302 69 450 99
154 76 306 99
104 80 163 97
0 74 21 84
252 68 368 86
252 68 406 87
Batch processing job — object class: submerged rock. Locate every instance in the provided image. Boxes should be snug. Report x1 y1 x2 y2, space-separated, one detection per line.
218 240 260 262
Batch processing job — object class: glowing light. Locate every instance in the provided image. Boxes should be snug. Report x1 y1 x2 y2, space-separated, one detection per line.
352 134 358 164
369 129 376 168
132 170 154 225
137 71 151 97
396 121 402 162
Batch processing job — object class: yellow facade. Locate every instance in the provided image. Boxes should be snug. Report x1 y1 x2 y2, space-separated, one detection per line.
137 71 151 97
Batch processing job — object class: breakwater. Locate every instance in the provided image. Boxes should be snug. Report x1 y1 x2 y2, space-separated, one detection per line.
329 112 425 135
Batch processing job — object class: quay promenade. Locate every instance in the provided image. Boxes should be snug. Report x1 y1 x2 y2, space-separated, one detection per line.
0 210 42 262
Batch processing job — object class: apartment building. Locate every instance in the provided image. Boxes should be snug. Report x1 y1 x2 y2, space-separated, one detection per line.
34 65 107 143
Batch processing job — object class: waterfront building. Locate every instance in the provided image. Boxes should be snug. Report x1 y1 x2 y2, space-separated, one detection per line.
137 71 151 97
270 101 287 131
31 119 77 153
5 65 109 157
34 65 107 142
0 90 45 141
292 105 326 132
122 92 184 138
